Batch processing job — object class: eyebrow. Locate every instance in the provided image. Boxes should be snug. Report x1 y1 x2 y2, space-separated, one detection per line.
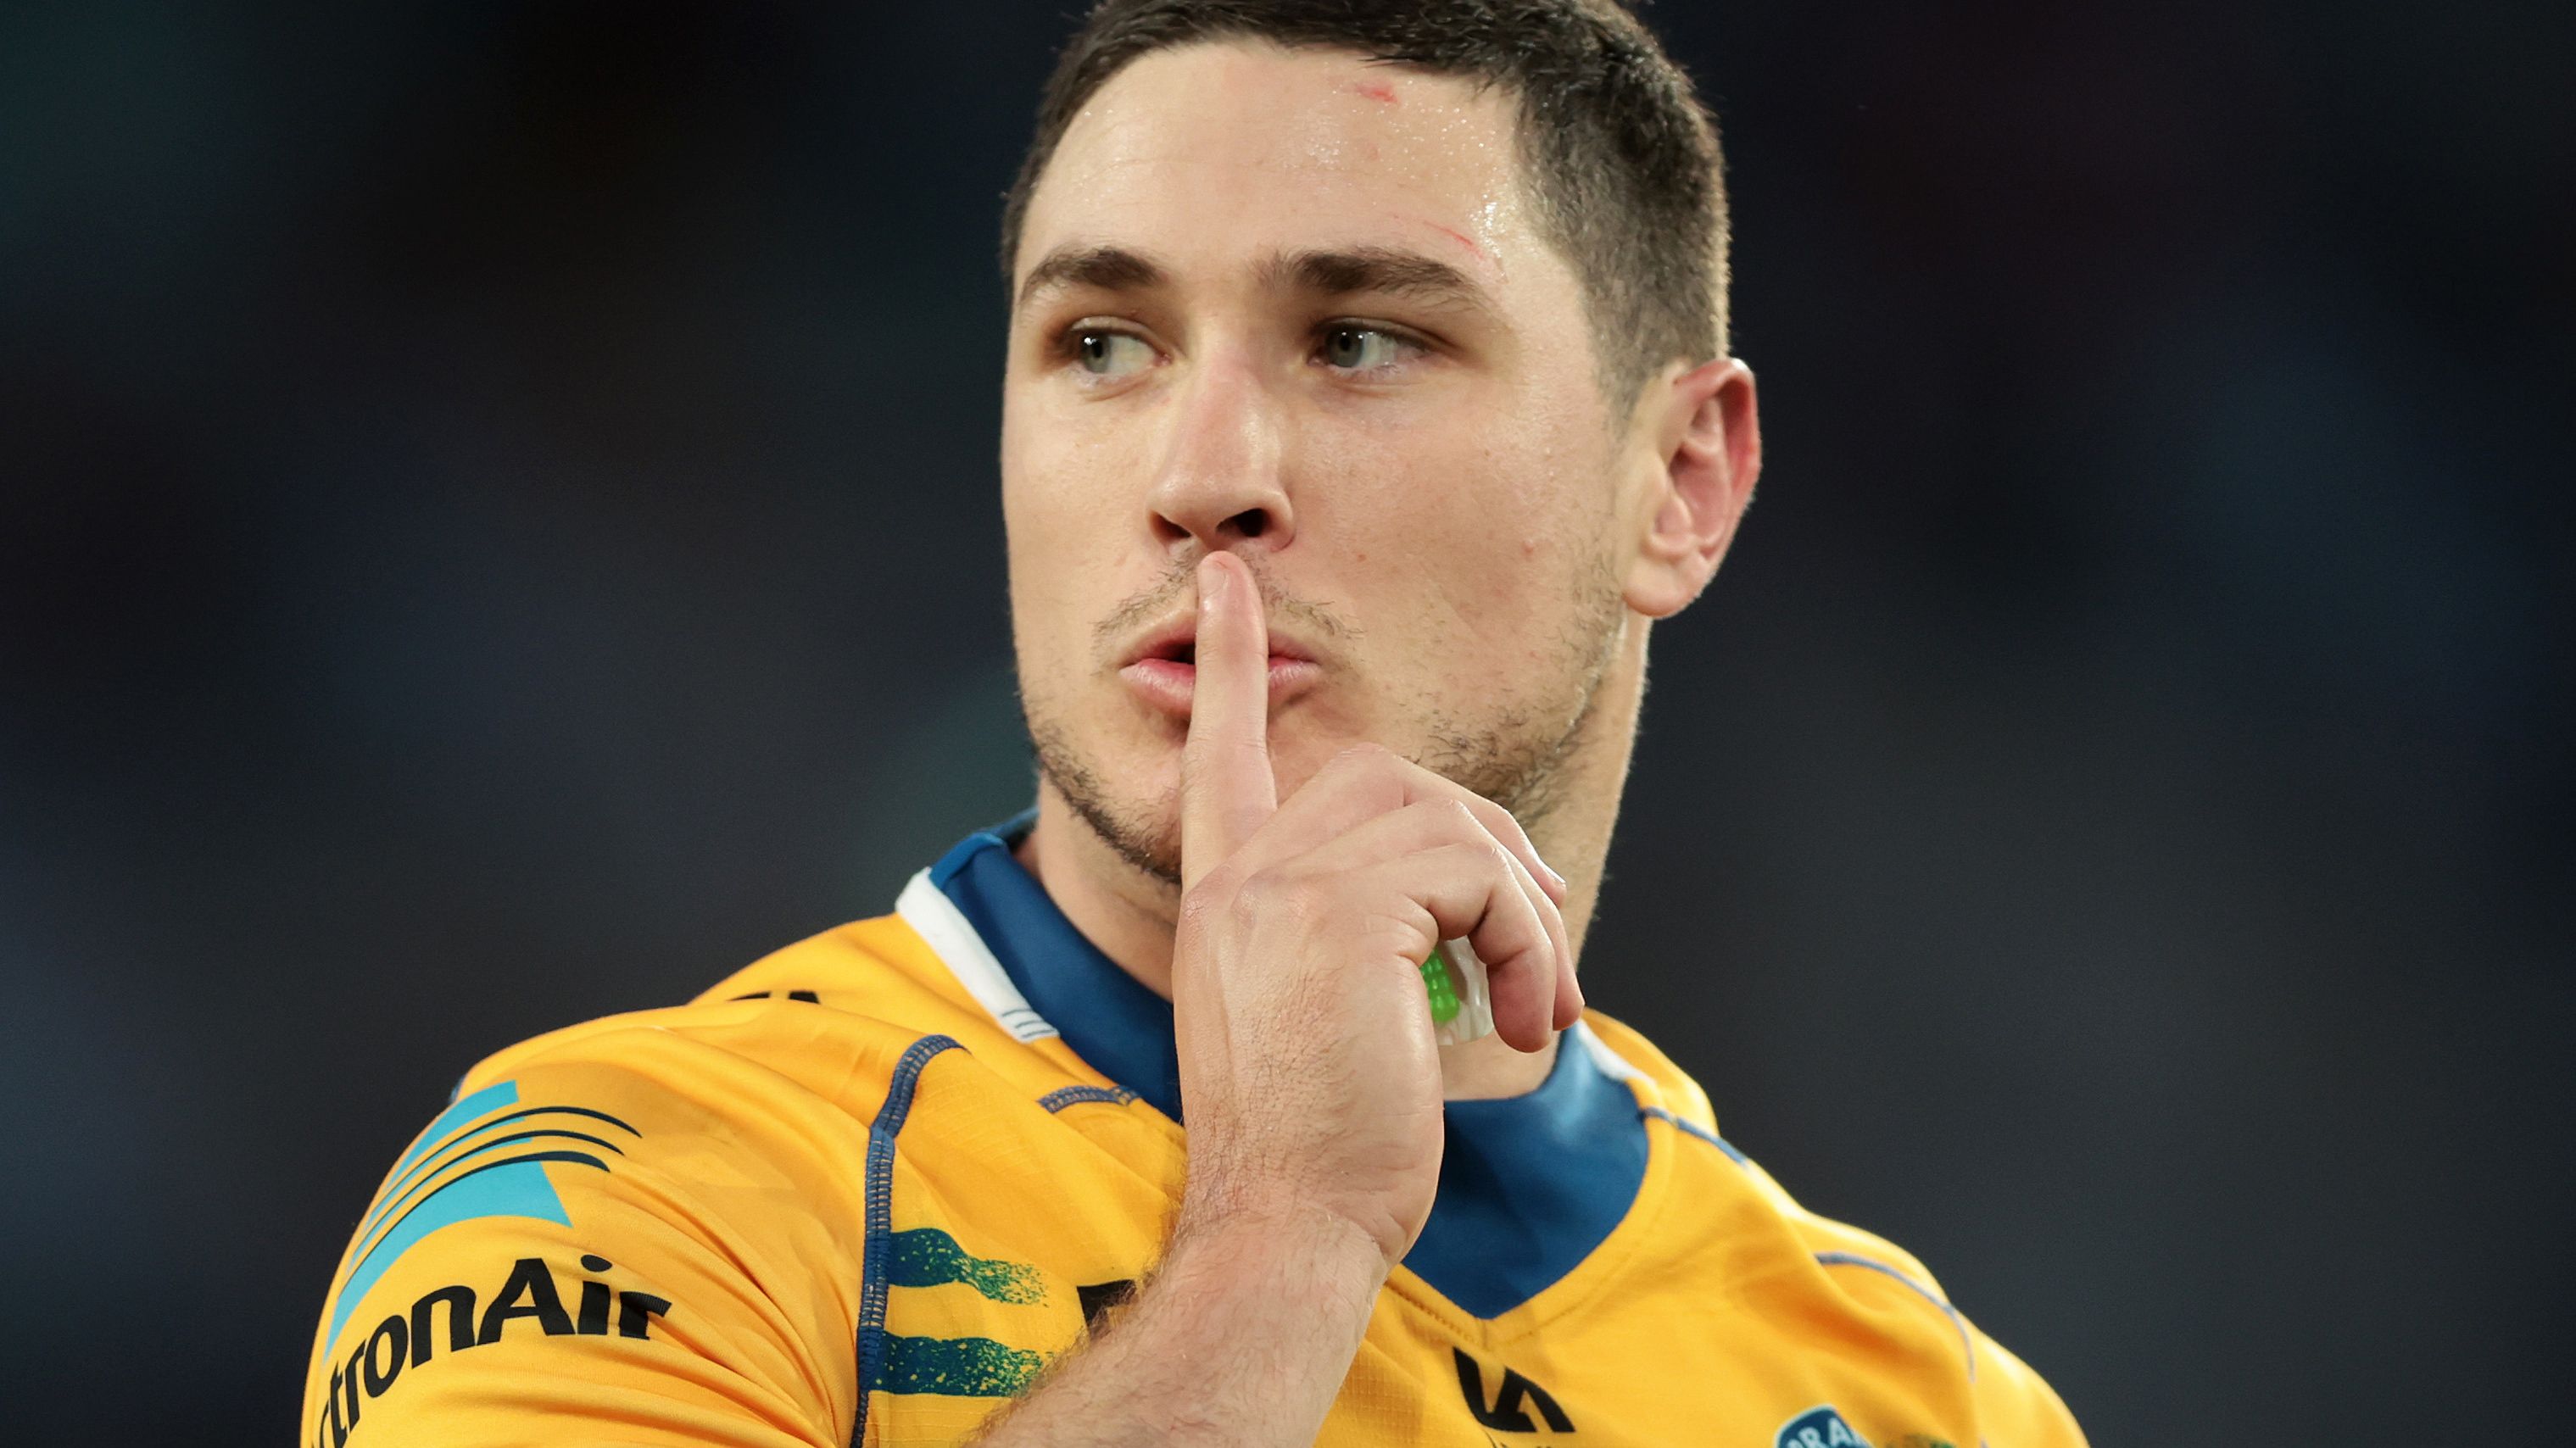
1015 244 1169 314
1263 247 1492 315
1013 242 1497 320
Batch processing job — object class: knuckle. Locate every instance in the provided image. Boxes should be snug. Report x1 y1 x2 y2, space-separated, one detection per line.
1436 797 1483 838
1177 878 1232 935
1330 741 1394 772
1229 866 1312 926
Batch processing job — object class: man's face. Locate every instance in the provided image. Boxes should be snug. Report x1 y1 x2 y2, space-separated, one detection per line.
1003 42 1641 884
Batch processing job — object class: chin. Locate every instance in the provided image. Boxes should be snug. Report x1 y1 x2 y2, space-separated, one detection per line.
1030 720 1182 886
1032 678 1399 878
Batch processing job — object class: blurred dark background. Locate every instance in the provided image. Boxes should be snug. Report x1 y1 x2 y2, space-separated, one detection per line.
4 1 2568 1441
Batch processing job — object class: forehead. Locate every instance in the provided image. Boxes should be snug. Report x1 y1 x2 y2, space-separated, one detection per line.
1018 42 1536 287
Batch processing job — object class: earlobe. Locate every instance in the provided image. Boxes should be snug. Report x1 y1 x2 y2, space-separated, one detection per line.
1622 358 1761 619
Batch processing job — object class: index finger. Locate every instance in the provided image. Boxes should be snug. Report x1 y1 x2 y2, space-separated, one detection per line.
1180 551 1278 889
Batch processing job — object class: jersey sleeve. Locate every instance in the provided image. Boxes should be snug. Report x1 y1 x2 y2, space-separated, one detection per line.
300 1014 880 1447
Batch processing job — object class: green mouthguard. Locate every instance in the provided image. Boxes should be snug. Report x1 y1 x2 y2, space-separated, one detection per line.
1420 947 1463 1025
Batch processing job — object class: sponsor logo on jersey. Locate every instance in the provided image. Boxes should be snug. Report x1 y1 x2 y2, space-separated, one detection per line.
311 1251 672 1447
1776 1406 1870 1448
1454 1347 1575 1435
325 1078 639 1351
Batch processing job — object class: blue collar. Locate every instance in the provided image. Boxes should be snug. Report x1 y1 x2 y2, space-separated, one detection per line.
928 815 1649 1319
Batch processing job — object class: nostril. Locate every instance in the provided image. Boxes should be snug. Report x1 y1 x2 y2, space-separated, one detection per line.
1229 509 1268 539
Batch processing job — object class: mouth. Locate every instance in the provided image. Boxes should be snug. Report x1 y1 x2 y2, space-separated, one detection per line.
1117 619 1323 720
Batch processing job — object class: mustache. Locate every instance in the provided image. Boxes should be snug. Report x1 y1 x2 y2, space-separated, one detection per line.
1090 558 1358 666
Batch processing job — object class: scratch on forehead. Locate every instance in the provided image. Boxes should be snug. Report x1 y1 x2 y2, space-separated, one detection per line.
1421 220 1485 263
1347 80 1398 104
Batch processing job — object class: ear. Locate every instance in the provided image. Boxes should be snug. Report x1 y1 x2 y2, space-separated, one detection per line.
1622 357 1761 620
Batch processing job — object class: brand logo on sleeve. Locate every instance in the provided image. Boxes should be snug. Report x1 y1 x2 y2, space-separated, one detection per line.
312 1252 672 1447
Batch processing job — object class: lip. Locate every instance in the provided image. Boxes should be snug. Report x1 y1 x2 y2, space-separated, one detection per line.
1118 654 1324 719
1116 615 1324 721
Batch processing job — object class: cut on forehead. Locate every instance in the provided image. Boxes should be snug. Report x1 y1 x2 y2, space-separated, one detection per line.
1119 43 1493 135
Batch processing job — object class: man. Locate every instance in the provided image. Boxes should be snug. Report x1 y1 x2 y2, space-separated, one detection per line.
304 3 2087 1444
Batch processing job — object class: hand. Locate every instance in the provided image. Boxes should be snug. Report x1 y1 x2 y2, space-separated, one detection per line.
1169 552 1583 1271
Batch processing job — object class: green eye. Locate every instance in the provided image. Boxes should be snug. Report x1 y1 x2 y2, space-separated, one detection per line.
1319 326 1408 372
1074 330 1153 377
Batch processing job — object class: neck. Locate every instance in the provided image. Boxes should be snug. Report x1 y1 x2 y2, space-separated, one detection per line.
1020 617 1653 1101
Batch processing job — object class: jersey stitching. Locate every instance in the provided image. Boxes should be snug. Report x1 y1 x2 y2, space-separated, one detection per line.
1813 1250 1977 1383
1640 1105 1750 1165
853 1033 966 1448
1036 1083 1139 1112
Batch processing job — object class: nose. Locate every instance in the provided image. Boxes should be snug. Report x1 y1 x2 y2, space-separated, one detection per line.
1144 354 1295 557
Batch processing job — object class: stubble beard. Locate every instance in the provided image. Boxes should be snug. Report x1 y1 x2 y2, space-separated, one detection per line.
1023 554 1628 893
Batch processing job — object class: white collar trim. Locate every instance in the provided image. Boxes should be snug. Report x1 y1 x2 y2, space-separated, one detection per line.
895 868 1060 1044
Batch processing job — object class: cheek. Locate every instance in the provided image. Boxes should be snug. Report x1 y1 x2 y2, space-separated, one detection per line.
1002 401 1120 615
1001 492 1090 691
1319 413 1597 635
1003 383 1163 531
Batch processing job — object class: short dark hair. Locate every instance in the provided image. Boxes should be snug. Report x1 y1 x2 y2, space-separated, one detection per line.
1001 0 1731 409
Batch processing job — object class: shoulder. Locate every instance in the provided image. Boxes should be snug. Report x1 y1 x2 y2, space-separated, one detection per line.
461 911 1073 1119
301 913 1090 1446
1581 1009 2088 1447
1734 1146 2083 1441
392 912 1104 1273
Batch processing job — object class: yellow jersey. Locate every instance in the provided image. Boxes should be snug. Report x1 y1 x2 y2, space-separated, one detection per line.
304 820 2085 1447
